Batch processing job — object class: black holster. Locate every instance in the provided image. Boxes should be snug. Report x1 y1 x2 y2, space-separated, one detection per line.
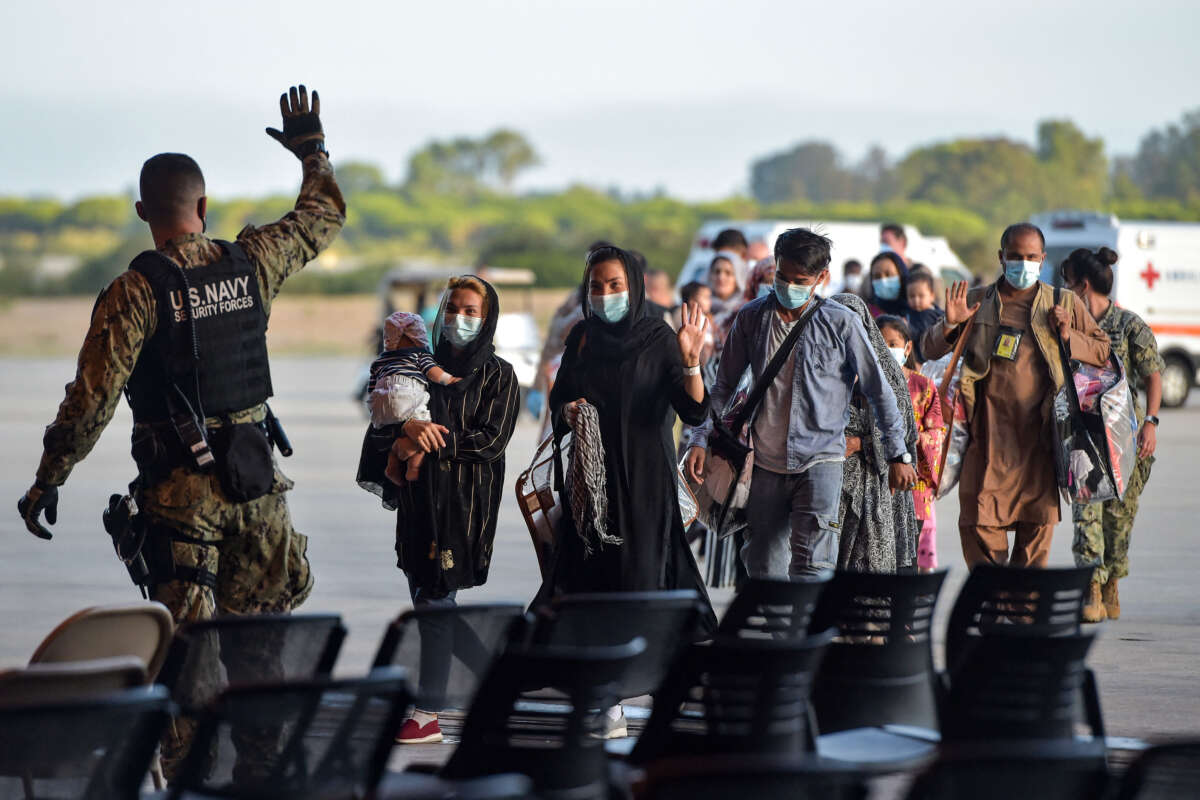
103 492 151 598
141 521 218 591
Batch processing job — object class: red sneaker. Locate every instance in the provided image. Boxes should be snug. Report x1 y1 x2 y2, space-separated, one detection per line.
396 716 444 744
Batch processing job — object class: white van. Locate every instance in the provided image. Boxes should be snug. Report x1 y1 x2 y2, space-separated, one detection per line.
1033 210 1200 407
676 219 970 295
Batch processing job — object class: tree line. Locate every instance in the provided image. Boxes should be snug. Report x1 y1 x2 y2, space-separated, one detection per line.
2 109 1199 296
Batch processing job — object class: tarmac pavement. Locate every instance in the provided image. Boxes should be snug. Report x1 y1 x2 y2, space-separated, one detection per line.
2 356 1198 744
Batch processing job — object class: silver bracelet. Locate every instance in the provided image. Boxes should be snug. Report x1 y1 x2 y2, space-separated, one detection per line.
683 364 701 376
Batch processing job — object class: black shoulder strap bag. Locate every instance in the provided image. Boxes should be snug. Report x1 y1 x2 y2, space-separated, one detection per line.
708 296 824 477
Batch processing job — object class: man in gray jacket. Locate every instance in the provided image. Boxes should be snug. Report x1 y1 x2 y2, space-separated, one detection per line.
687 228 916 577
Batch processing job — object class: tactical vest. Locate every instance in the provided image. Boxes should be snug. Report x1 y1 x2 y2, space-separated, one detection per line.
125 241 273 423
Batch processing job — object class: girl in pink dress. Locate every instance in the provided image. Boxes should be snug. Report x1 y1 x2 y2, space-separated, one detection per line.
878 316 945 571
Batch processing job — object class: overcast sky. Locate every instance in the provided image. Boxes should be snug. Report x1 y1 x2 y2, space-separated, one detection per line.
4 0 1198 200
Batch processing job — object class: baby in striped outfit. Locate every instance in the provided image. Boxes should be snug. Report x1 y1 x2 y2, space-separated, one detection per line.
367 311 458 482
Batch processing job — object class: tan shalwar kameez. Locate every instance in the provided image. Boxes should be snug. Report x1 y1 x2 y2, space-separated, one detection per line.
959 286 1058 565
955 284 1109 567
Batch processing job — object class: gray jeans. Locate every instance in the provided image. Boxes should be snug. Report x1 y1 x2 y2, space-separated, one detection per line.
742 462 843 578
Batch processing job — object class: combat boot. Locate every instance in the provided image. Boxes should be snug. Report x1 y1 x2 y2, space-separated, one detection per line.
1082 581 1106 623
1102 578 1120 620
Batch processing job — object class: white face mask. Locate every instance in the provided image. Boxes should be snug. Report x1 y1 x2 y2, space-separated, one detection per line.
1004 259 1042 290
842 273 863 292
888 346 908 367
443 313 483 347
589 290 630 323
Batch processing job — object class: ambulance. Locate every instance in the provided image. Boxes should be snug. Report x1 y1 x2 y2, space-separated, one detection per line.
1033 210 1200 407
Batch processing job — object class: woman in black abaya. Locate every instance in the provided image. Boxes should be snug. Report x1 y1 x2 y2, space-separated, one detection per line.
533 246 717 632
357 274 520 744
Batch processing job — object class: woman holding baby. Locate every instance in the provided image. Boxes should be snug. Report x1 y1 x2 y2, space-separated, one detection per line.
356 274 520 743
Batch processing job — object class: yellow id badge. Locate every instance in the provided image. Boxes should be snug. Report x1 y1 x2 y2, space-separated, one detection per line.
992 325 1023 361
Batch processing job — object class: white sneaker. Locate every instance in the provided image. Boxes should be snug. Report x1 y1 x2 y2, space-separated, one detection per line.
603 705 628 739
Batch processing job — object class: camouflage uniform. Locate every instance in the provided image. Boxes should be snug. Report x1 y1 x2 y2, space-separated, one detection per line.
35 153 345 774
1071 304 1164 584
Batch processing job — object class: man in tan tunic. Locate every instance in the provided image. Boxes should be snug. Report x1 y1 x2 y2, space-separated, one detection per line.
923 223 1109 567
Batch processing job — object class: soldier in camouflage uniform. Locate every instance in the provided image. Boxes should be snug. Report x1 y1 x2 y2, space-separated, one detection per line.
1062 247 1163 622
18 86 345 776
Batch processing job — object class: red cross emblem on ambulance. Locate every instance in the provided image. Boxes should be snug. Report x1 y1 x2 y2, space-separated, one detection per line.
1140 262 1161 290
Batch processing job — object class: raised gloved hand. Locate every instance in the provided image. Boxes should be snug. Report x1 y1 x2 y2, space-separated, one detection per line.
17 481 58 540
266 85 326 159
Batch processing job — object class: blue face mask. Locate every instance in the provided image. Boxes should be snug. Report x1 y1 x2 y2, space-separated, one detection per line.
1004 259 1042 290
756 283 773 298
873 276 901 301
443 313 483 347
773 275 814 310
590 290 629 323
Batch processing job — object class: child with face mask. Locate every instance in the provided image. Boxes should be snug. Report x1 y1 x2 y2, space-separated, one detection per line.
878 315 945 572
366 311 460 482
904 269 945 363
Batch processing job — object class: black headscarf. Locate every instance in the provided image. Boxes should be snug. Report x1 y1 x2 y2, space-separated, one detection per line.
866 250 911 316
432 275 500 389
579 245 662 360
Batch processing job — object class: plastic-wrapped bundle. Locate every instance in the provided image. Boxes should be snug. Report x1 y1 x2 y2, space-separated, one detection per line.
1052 354 1139 504
1097 366 1138 498
919 353 968 499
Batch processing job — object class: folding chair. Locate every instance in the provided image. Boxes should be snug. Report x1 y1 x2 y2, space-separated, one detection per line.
371 604 526 713
0 657 147 705
1114 740 1200 799
167 668 411 800
30 602 174 679
716 575 830 639
531 590 703 698
429 639 646 800
629 632 835 765
0 685 171 800
944 564 1093 674
642 753 868 800
158 613 346 715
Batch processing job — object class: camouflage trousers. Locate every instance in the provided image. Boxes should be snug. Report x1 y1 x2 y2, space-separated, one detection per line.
137 465 314 780
1072 454 1154 585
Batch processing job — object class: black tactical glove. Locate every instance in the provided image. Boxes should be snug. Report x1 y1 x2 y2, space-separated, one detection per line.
17 481 58 540
265 85 327 159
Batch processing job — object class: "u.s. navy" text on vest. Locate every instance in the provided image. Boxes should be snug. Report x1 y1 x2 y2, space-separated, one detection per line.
169 276 255 322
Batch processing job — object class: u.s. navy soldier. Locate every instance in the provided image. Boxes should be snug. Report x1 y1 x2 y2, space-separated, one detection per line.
1061 246 1163 623
17 85 345 775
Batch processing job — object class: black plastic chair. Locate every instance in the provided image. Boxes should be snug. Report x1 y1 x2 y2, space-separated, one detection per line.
436 639 646 800
629 631 835 765
158 613 346 715
807 569 948 734
378 772 535 800
531 591 703 698
716 575 830 639
941 631 1105 750
904 748 1110 800
1115 741 1200 799
0 685 172 800
641 753 868 800
372 604 527 713
944 565 1093 674
167 668 411 800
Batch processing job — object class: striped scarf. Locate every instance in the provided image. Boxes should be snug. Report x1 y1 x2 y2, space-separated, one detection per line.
565 403 621 556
